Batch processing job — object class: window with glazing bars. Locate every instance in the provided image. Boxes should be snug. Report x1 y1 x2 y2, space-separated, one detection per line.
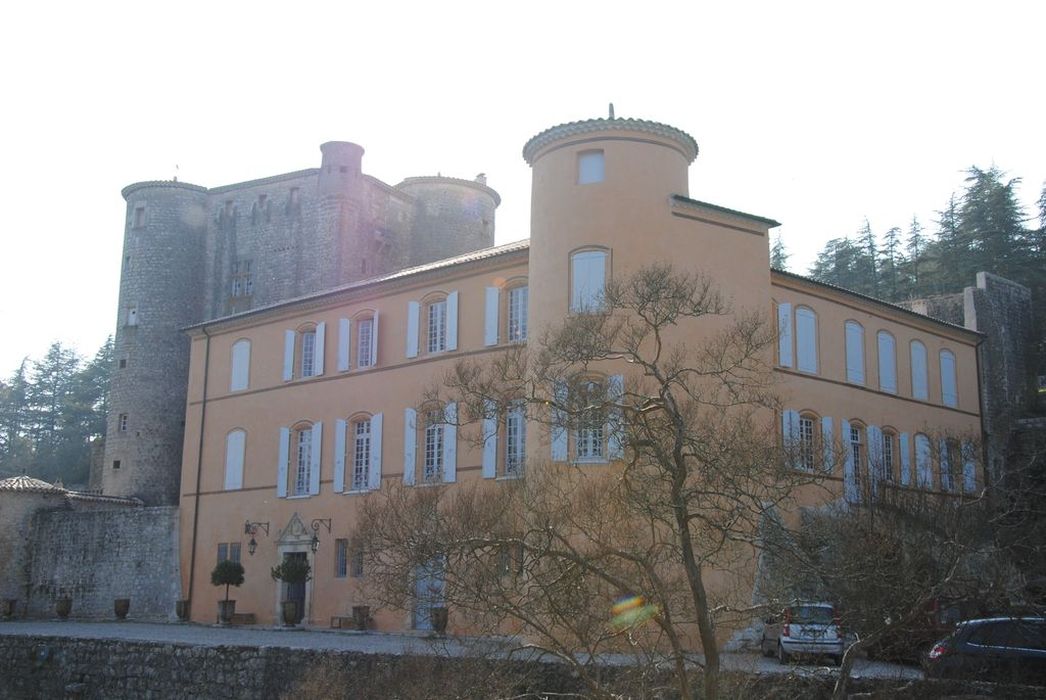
799 416 815 470
352 419 371 490
424 410 444 481
508 286 528 342
294 427 312 495
505 401 526 475
357 318 374 368
883 433 894 480
335 538 348 578
427 301 447 353
576 384 605 460
850 425 862 477
301 331 316 377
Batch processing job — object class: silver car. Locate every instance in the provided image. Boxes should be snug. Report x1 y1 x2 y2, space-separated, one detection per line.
760 602 844 665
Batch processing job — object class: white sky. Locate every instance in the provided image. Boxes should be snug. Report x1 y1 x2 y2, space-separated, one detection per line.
2 1 1043 373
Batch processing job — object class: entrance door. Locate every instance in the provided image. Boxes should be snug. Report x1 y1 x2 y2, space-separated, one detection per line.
413 557 445 630
284 552 307 623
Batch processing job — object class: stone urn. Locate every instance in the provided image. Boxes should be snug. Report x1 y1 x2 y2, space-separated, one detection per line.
281 600 298 627
2 599 17 619
431 606 449 636
217 599 236 625
56 596 72 619
175 599 190 622
114 598 130 620
352 605 370 631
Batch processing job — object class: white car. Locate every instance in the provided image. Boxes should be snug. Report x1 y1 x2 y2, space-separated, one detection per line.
760 602 844 665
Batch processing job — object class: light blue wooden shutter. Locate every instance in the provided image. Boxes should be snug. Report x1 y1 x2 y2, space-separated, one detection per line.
550 381 568 461
845 322 864 384
899 432 911 486
369 413 383 491
484 287 500 346
403 408 416 485
443 402 457 482
230 340 251 391
821 417 834 473
777 303 793 368
940 350 957 407
482 399 497 478
877 332 897 393
867 425 883 498
782 410 799 449
796 307 817 373
911 341 929 400
277 427 290 497
842 419 858 503
370 311 380 367
334 418 347 492
962 440 976 493
406 301 420 358
313 322 326 376
309 421 322 495
607 374 624 460
447 291 459 351
224 430 245 490
337 319 351 372
283 331 295 381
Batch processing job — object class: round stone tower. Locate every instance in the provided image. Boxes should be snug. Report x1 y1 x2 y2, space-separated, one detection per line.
397 175 500 266
522 115 699 338
101 181 208 505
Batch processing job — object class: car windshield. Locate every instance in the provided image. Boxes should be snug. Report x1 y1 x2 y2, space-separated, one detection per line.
793 606 835 625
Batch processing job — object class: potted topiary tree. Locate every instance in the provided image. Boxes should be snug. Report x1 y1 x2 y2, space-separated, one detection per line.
210 560 245 625
271 557 311 627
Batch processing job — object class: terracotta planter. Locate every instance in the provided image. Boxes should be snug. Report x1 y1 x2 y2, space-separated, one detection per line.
114 598 130 620
431 606 448 635
352 605 370 631
56 597 72 619
281 600 298 627
217 599 236 625
175 599 190 621
2 599 16 619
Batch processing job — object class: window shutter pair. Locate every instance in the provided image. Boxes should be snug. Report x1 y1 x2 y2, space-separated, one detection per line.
275 422 322 497
548 376 623 462
406 293 458 357
403 404 457 484
337 314 380 371
283 322 326 380
333 414 383 492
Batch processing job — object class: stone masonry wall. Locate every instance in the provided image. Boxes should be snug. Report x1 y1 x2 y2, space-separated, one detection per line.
25 506 179 619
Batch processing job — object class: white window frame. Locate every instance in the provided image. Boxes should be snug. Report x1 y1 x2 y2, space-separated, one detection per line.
507 285 528 343
293 426 313 496
574 380 606 462
301 330 317 378
798 415 815 471
427 300 447 354
352 418 371 492
505 400 526 476
570 250 608 314
423 410 445 481
357 317 375 368
882 431 895 481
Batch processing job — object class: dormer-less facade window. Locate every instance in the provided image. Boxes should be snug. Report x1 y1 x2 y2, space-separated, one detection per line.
940 349 958 407
845 321 865 384
570 250 608 313
577 150 605 184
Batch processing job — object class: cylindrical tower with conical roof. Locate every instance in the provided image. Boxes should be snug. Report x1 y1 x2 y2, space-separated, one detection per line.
101 181 208 505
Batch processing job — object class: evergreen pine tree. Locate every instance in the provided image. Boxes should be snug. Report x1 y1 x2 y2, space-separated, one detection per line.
904 216 926 298
770 233 790 271
878 226 903 301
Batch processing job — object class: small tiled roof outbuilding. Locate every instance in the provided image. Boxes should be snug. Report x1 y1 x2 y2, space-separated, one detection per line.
0 474 65 493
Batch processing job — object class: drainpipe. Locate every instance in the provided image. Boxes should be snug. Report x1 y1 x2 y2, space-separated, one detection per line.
186 326 211 618
973 335 990 492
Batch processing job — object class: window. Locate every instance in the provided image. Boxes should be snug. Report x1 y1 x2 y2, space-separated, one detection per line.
940 439 960 492
940 350 958 407
133 206 145 228
230 339 250 392
849 423 864 490
126 306 138 326
224 429 246 490
357 317 375 368
877 331 897 394
112 460 121 470
578 150 605 184
427 300 447 353
231 259 253 298
882 430 896 482
284 323 325 381
118 358 127 369
118 413 128 432
915 433 933 489
293 425 313 496
845 321 865 384
570 249 608 313
217 542 241 565
798 414 816 471
575 380 606 461
505 400 526 476
498 543 524 577
335 538 348 578
795 307 818 374
352 418 372 491
423 410 445 482
301 330 317 377
507 285 528 343
911 340 929 400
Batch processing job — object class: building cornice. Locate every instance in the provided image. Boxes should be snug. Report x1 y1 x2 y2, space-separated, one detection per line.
395 176 502 207
671 195 781 228
523 117 699 165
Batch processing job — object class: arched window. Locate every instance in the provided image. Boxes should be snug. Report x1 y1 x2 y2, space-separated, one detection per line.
291 423 314 496
570 249 609 313
940 349 958 407
910 340 928 400
507 283 529 343
351 417 373 491
282 322 325 381
877 331 897 394
575 379 606 461
406 292 458 358
798 412 819 471
880 429 897 482
230 339 251 392
224 429 246 490
505 399 527 476
356 312 378 369
914 433 933 489
845 321 865 384
795 307 818 374
939 438 961 492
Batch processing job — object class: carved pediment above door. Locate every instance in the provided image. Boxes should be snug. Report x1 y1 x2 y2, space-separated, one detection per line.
277 513 312 546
